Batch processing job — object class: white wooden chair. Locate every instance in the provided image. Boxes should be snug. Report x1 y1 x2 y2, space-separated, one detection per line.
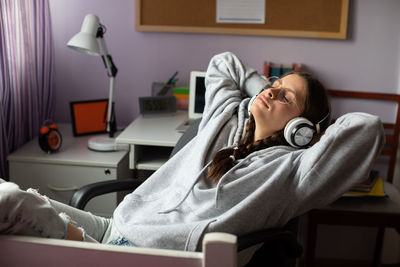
0 232 237 267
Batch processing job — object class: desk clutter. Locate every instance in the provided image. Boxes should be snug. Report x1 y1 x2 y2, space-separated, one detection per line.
173 86 189 109
138 63 306 116
139 72 178 115
138 95 177 115
139 71 190 114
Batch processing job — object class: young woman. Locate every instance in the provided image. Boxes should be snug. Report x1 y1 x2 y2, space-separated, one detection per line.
0 52 384 257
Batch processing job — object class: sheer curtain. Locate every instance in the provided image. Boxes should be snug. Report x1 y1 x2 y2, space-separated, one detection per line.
0 0 55 179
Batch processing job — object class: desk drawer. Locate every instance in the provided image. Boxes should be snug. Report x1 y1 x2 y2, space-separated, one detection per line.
9 161 117 217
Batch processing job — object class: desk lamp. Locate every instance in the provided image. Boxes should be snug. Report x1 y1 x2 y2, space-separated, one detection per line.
67 14 118 151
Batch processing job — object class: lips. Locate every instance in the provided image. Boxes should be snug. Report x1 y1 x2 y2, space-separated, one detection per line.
257 94 269 109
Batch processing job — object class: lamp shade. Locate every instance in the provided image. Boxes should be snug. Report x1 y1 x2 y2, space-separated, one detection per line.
67 14 100 56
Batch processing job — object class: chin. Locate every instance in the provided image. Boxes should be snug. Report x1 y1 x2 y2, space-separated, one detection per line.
250 106 265 118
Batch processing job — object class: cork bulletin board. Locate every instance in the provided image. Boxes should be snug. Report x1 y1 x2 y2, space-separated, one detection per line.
135 0 349 39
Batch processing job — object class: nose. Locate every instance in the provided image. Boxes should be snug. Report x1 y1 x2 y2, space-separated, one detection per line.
265 88 280 99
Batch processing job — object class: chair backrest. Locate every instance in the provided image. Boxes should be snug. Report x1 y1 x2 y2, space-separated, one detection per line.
328 89 400 183
170 119 201 158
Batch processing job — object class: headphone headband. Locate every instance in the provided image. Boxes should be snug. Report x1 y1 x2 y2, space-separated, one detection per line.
315 111 331 134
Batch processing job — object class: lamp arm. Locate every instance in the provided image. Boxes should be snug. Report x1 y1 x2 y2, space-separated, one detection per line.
103 55 118 77
107 77 115 137
98 35 117 137
98 37 118 77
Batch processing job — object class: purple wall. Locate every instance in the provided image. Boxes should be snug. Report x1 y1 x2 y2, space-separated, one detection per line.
50 0 400 127
48 0 400 261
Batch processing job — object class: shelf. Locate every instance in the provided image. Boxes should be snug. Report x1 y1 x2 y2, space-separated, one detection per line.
135 146 173 171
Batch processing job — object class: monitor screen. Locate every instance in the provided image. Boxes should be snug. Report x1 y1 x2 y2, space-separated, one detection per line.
194 76 206 114
189 71 206 120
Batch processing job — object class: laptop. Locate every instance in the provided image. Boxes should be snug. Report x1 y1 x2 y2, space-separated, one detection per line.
176 71 206 132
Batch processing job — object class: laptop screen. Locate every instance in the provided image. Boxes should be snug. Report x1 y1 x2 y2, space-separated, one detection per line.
188 71 206 120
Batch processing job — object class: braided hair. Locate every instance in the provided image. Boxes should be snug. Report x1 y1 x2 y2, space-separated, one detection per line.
206 71 330 183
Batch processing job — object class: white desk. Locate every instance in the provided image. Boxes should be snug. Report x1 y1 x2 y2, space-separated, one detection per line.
8 124 132 217
116 110 188 170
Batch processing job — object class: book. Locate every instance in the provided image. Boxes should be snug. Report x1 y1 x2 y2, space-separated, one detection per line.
349 170 379 192
281 64 294 75
263 61 270 77
173 86 189 109
270 63 282 77
263 62 303 78
293 63 302 71
343 177 386 197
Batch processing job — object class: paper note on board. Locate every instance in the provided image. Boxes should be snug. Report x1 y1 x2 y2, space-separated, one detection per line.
216 0 265 24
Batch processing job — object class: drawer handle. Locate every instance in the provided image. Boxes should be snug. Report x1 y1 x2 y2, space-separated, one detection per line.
47 184 79 192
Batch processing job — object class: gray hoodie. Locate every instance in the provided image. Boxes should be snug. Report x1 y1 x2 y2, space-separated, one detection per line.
114 52 384 252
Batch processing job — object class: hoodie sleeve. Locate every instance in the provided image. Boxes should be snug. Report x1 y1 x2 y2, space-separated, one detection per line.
200 52 265 129
293 112 385 215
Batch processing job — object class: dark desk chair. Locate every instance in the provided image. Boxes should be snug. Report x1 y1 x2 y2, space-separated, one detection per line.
70 119 302 267
305 90 400 267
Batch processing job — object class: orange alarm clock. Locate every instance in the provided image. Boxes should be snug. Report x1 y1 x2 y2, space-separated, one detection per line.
38 120 62 153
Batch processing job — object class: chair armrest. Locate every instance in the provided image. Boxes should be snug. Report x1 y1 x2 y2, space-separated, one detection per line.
69 179 143 210
237 228 302 258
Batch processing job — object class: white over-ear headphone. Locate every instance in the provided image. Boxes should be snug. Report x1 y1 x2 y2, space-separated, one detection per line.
284 113 330 148
284 117 317 148
247 95 258 116
247 95 330 148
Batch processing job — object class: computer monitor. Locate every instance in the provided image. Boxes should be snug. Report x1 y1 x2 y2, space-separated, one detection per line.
188 71 206 120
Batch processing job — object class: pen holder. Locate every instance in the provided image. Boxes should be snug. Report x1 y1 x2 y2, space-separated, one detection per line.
152 82 174 97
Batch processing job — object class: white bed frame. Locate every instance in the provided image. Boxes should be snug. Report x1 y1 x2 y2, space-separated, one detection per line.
0 232 237 267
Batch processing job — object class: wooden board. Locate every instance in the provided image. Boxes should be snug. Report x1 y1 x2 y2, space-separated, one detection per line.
135 0 349 39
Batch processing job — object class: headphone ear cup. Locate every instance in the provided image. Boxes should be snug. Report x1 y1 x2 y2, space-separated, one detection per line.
284 117 316 148
248 95 258 116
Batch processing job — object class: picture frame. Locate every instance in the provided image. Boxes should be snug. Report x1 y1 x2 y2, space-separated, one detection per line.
70 99 109 136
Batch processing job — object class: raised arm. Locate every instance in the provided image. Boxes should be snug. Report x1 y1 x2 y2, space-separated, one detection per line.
293 112 385 214
200 52 265 129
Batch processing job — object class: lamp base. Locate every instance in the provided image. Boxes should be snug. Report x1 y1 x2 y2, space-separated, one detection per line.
88 136 117 151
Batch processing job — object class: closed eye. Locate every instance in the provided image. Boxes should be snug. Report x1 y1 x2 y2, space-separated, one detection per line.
281 95 290 103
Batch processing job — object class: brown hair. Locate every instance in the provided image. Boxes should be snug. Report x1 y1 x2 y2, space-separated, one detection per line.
206 71 330 183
